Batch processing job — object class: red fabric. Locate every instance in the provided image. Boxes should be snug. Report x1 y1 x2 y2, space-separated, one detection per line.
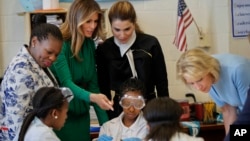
173 0 193 52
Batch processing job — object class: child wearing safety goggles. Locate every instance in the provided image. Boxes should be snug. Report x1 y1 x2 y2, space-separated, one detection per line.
97 78 148 141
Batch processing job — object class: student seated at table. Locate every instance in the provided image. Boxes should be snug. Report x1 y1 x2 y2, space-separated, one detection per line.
143 97 204 141
15 87 73 141
97 78 148 141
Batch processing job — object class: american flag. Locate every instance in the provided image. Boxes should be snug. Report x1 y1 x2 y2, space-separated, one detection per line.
173 0 193 52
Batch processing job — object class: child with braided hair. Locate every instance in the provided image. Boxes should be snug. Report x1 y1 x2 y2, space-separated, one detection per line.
16 87 73 141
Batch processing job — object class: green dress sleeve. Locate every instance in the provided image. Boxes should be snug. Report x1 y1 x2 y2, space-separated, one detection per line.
86 40 109 124
51 40 108 123
92 103 109 125
50 42 91 102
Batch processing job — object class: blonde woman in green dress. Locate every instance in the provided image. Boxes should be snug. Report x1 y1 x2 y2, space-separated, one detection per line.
50 0 113 140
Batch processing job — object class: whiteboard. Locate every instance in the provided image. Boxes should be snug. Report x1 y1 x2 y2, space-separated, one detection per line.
231 0 250 38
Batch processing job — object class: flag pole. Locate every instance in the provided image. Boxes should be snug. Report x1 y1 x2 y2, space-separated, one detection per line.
192 18 203 39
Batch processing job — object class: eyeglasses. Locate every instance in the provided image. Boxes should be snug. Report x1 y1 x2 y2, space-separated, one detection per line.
119 94 145 110
60 87 73 102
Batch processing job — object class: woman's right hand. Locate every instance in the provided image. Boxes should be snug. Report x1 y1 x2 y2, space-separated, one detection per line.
90 93 114 111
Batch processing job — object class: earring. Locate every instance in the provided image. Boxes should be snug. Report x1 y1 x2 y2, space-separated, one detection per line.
54 116 58 119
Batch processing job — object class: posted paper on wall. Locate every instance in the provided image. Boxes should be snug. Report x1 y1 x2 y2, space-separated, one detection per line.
231 0 250 38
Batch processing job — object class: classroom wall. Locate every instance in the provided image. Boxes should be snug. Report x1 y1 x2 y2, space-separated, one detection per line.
0 0 250 103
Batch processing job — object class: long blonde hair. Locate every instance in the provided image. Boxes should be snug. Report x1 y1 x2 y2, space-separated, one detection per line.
60 0 105 60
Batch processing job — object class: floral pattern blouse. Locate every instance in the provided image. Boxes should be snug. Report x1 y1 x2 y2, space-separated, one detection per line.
0 46 58 141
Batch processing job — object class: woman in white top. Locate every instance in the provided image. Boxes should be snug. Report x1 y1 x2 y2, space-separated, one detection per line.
98 78 148 141
143 97 204 141
16 87 73 141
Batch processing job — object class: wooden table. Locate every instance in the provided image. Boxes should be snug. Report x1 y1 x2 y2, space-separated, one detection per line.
183 123 225 141
90 132 99 140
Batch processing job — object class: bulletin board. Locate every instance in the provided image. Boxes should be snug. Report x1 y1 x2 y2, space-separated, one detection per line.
231 0 250 38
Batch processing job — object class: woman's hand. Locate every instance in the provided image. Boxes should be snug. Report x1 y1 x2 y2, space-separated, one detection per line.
90 93 114 111
221 103 237 134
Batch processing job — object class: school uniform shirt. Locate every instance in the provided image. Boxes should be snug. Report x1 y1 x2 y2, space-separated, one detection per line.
99 112 148 141
23 117 60 141
210 54 250 112
149 132 204 141
0 46 58 141
170 132 204 141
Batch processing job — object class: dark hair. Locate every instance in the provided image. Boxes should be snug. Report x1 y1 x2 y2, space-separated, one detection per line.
108 0 143 33
18 87 67 141
119 78 145 97
29 23 63 47
143 97 183 141
31 14 47 29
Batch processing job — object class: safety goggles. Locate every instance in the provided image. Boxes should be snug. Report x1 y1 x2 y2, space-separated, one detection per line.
119 94 145 110
60 87 73 102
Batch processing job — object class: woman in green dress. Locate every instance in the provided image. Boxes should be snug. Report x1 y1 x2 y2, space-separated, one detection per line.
50 0 113 140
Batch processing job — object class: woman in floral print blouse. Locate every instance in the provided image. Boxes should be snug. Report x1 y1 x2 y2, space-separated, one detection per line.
0 23 63 141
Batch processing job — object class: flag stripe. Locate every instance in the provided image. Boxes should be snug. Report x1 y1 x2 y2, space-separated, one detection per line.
173 0 193 52
183 9 193 27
